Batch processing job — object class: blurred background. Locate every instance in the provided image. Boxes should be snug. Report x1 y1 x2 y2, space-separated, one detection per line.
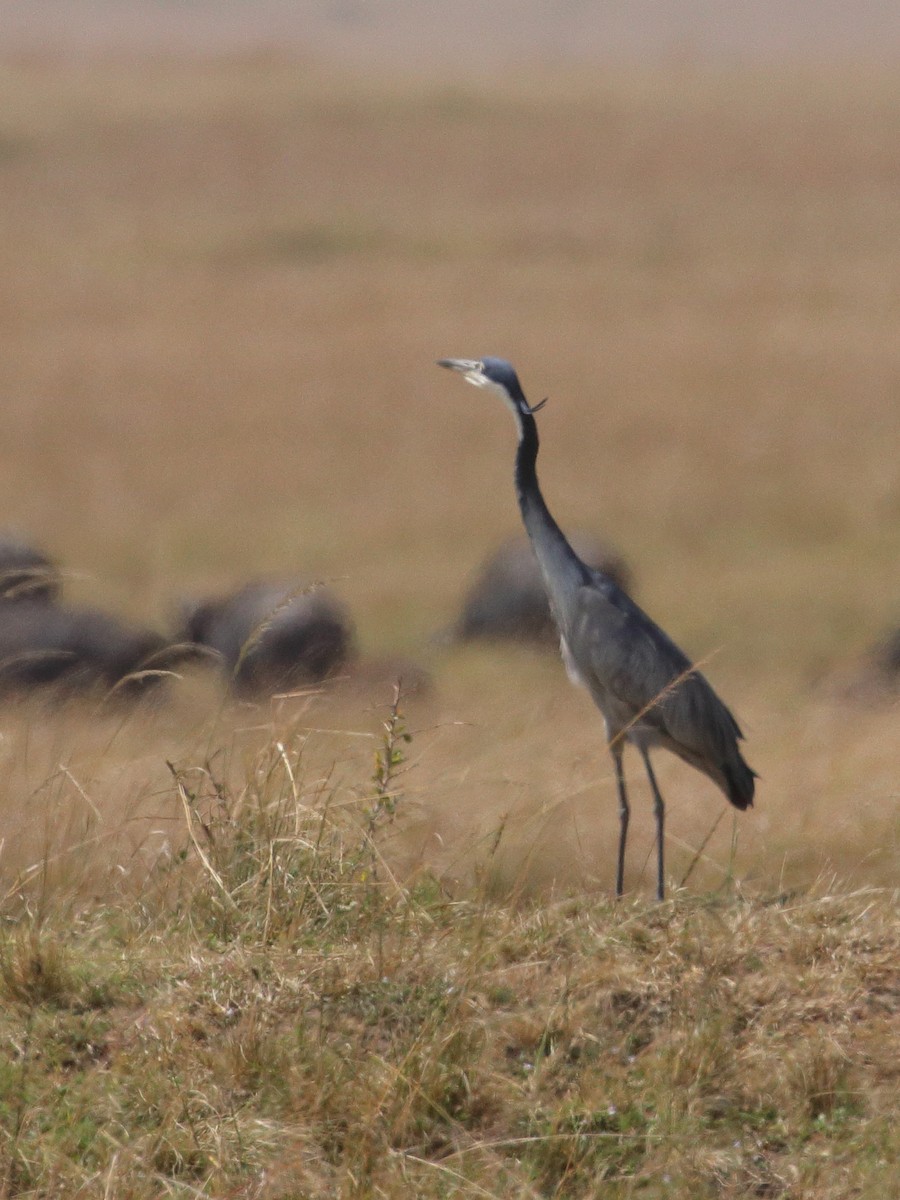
0 1 897 897
6 1 900 63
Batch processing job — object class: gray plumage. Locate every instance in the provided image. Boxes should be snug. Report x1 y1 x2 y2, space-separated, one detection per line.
438 356 755 901
454 531 633 644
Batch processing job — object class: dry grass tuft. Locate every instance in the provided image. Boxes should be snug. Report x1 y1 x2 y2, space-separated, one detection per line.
0 928 77 1008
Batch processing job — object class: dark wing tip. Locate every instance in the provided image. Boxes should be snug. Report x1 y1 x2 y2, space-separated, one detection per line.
722 756 757 810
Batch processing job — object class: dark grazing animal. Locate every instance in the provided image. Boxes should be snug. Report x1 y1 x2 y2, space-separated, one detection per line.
178 579 355 697
438 356 755 901
827 624 900 703
869 626 900 683
454 531 632 644
0 534 61 604
0 601 172 698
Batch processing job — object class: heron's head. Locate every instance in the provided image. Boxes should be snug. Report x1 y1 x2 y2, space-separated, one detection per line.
437 357 537 414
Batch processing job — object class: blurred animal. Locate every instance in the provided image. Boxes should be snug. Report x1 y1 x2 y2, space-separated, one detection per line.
454 531 632 644
178 580 355 697
0 601 174 699
438 356 755 901
0 533 61 604
825 624 900 703
872 626 900 681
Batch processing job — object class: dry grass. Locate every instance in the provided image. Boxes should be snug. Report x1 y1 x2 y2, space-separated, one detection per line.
0 719 896 1198
0 55 897 1197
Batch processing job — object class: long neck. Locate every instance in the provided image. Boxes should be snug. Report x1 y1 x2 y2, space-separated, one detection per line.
514 408 589 616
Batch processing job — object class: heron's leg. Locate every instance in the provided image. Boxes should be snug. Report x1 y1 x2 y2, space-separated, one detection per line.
638 746 666 901
611 746 629 898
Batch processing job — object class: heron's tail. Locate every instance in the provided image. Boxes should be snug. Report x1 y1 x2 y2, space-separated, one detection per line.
721 753 756 810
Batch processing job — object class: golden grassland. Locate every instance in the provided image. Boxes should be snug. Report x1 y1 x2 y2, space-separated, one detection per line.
0 57 897 1197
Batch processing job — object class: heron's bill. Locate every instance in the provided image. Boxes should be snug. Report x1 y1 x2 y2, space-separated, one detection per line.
436 358 485 387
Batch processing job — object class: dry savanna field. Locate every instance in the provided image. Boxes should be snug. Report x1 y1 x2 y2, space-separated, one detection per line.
0 54 897 1198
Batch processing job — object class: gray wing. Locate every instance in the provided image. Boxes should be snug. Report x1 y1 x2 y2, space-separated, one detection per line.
566 578 746 763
